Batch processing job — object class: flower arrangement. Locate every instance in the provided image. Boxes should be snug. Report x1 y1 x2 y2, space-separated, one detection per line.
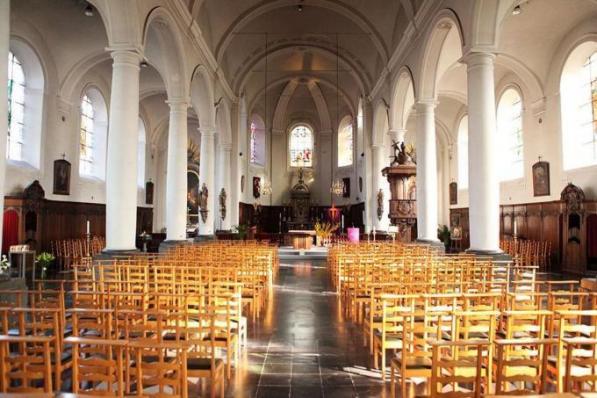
0 255 10 274
36 252 55 279
314 220 339 246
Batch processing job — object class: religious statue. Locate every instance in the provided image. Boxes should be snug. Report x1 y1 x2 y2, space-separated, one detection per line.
199 183 209 223
376 189 384 221
219 188 227 221
391 140 415 166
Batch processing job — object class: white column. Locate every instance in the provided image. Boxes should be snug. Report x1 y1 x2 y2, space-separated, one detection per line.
165 100 188 241
0 1 9 253
464 52 501 253
105 50 141 251
219 143 232 231
199 127 216 236
415 100 439 242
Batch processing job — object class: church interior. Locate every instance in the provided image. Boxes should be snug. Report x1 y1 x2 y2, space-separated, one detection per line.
1 0 597 396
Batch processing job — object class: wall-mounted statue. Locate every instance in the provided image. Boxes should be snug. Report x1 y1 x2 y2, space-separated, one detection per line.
219 188 227 221
199 183 209 223
377 189 384 221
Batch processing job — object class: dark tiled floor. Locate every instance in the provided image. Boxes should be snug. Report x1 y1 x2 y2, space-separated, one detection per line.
227 260 391 398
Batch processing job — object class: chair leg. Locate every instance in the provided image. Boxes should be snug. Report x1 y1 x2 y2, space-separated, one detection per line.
390 363 395 397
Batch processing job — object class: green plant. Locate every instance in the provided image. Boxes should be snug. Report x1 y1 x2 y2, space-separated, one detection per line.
36 252 55 279
0 255 9 274
437 225 451 250
233 224 249 240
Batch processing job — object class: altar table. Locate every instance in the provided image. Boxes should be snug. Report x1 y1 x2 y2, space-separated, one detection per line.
286 230 315 250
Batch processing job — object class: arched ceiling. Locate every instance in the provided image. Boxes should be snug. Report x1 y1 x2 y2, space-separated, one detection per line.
188 0 420 107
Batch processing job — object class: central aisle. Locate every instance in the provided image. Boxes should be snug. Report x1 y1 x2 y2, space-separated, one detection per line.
228 260 391 398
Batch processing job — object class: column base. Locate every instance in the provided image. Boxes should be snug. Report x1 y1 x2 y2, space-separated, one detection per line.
159 239 192 252
194 235 215 243
96 248 139 261
416 239 446 252
465 248 512 262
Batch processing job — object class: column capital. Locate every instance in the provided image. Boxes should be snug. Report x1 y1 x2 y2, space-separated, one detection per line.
460 51 496 68
199 127 216 137
415 99 437 113
107 48 144 68
166 99 190 112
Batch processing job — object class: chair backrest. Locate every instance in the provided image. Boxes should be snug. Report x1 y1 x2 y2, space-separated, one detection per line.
66 336 127 396
0 335 54 394
563 337 597 393
429 339 490 398
494 338 556 395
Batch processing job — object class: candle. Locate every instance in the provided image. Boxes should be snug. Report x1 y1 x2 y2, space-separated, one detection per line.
86 220 90 235
513 218 517 237
341 215 344 230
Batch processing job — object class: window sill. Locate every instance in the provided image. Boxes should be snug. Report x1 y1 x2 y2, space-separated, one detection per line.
6 159 39 172
79 175 105 184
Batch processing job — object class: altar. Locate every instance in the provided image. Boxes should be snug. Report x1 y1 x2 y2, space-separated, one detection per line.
285 230 316 250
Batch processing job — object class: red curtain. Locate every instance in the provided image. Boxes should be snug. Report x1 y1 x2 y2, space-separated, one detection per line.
2 210 19 255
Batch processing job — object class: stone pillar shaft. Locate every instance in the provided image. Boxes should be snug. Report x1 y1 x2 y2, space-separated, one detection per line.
105 50 141 251
0 0 9 252
165 100 188 241
465 52 501 252
199 128 216 235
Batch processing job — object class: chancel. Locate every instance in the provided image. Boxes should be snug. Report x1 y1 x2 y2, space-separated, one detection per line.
1 0 597 397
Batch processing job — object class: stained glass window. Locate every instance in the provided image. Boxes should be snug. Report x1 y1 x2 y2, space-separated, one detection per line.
337 120 353 167
7 52 25 161
250 117 266 166
79 94 95 176
497 88 524 181
289 125 313 167
457 115 468 189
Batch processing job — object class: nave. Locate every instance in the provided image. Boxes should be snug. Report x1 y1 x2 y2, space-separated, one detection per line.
4 241 597 397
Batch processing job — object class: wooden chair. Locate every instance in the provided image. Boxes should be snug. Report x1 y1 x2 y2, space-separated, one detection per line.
0 335 54 396
129 340 188 398
66 336 127 397
429 339 490 398
494 338 555 395
562 337 597 394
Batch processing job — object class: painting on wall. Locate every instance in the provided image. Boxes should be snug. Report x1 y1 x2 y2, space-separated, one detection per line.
253 176 261 199
145 180 154 205
449 182 457 205
342 178 351 198
187 171 200 222
53 159 71 195
187 138 200 174
532 160 550 197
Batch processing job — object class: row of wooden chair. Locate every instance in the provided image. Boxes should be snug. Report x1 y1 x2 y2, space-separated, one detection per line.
51 236 104 270
501 238 552 270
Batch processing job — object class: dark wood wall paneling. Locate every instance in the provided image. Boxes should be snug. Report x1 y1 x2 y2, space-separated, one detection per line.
450 200 597 272
238 202 366 234
4 196 152 253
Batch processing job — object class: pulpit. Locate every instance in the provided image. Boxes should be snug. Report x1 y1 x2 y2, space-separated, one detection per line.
382 141 417 242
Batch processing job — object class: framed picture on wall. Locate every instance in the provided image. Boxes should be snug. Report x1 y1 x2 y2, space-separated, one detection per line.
342 178 350 198
53 159 71 195
532 160 550 197
253 176 261 199
449 182 457 205
145 180 154 205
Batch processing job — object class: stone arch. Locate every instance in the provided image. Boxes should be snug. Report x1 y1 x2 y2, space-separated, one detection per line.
390 66 416 131
189 65 215 130
142 7 189 101
418 9 465 101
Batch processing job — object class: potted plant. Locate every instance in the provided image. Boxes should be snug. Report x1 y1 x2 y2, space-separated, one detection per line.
0 255 10 280
233 224 249 240
36 252 55 280
437 225 451 251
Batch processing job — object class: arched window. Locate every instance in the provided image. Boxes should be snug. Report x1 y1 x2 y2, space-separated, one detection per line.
561 43 597 170
137 118 146 187
289 125 313 167
457 115 468 189
79 88 108 179
497 88 524 181
249 115 266 166
7 52 25 161
337 116 353 167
